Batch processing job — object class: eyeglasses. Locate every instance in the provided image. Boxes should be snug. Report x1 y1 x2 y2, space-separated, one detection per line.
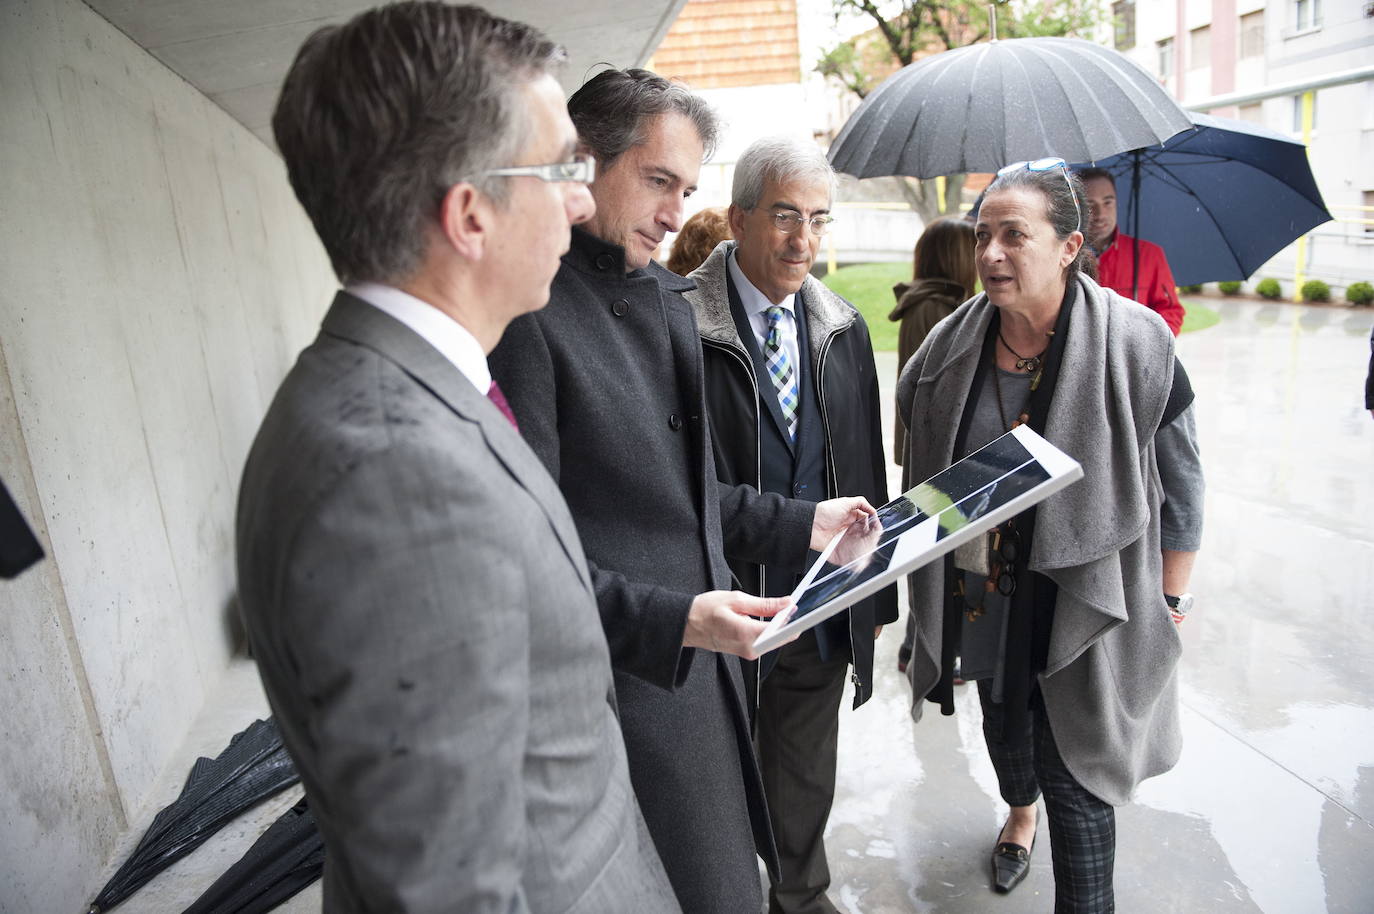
990 524 1021 597
996 157 1081 234
481 153 596 184
768 210 835 237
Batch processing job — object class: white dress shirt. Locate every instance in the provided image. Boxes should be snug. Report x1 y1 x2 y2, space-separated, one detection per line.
346 282 491 394
727 250 801 372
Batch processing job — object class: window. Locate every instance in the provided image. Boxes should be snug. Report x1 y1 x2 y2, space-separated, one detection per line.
1112 0 1136 50
1294 0 1322 31
1157 37 1174 78
1189 25 1211 69
1240 11 1265 57
1364 191 1374 236
1291 92 1318 132
1239 103 1263 123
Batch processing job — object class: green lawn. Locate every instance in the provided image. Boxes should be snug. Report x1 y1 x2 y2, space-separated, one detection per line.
821 263 1220 351
1179 300 1219 333
820 263 908 352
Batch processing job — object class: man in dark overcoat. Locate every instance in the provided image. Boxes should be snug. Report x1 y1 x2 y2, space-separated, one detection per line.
685 136 897 914
489 69 873 914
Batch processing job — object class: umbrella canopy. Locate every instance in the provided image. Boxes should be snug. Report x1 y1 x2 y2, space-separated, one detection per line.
88 718 299 913
182 797 324 914
829 37 1192 180
1080 112 1332 285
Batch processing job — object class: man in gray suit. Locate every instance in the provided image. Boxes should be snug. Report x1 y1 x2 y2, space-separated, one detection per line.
236 6 681 911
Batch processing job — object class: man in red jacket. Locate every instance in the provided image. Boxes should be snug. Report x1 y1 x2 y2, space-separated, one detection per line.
1079 167 1184 335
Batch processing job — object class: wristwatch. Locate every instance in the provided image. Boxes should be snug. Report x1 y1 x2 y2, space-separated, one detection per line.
1165 593 1194 620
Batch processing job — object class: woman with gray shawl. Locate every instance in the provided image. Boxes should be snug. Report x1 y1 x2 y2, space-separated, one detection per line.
897 159 1203 912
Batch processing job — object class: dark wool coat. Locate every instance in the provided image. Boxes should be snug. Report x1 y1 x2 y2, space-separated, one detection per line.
687 243 899 710
489 228 814 914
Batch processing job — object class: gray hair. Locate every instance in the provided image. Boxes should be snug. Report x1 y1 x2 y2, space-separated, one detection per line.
272 2 564 285
568 68 719 168
984 164 1096 284
731 136 837 210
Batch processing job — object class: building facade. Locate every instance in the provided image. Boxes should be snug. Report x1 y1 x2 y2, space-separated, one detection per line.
1108 0 1374 295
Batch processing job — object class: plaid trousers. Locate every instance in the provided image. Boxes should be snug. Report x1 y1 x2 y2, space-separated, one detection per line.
979 680 1116 914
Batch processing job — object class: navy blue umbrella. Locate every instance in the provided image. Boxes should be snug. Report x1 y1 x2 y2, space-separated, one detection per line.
1080 112 1331 286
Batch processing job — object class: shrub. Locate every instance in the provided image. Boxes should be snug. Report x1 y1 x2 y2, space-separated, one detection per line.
1300 279 1330 302
1218 280 1243 296
1179 284 1204 295
1256 278 1282 299
1346 281 1374 306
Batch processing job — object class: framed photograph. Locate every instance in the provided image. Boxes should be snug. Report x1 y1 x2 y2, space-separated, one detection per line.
752 424 1083 655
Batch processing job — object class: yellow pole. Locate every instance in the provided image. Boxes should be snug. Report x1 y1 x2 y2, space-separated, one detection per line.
936 175 947 214
1292 90 1314 302
827 231 837 276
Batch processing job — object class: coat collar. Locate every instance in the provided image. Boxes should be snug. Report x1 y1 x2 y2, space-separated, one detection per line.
685 241 856 360
564 226 696 294
888 278 968 322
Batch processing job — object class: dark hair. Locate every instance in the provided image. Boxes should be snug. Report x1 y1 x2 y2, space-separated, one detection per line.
983 164 1096 284
272 3 564 284
913 217 977 299
567 68 719 169
666 207 731 276
1075 166 1116 187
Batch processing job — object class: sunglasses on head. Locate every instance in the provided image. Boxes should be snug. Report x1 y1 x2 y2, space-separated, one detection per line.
996 157 1081 234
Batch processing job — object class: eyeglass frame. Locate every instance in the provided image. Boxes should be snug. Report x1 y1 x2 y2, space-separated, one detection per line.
760 208 835 237
480 153 596 184
995 157 1082 235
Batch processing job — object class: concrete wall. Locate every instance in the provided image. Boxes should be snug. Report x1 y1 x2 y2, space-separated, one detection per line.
0 0 332 909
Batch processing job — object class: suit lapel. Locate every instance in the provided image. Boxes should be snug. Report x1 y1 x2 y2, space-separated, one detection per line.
320 292 593 591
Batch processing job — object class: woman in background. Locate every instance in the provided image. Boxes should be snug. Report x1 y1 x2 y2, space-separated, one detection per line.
666 206 731 277
893 217 976 676
890 217 977 467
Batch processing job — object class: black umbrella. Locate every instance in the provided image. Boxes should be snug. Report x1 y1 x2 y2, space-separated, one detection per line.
1080 111 1332 286
182 797 324 914
829 37 1192 180
88 718 299 913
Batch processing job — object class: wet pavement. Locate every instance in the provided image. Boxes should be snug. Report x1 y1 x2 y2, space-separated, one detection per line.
109 299 1374 913
826 300 1374 913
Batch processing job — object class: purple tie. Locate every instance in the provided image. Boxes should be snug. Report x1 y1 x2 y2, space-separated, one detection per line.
486 379 519 431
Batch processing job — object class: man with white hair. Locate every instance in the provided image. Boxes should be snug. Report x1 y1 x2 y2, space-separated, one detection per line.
685 136 897 914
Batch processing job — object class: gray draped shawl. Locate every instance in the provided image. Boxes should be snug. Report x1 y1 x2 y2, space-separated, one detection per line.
897 274 1183 805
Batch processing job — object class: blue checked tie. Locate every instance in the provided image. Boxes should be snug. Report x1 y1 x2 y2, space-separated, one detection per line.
763 305 799 441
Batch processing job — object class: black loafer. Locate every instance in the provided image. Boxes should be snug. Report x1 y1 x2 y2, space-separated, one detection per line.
991 840 1031 893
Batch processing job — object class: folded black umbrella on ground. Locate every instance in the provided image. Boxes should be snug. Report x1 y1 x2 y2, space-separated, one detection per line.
182 797 324 914
88 718 299 913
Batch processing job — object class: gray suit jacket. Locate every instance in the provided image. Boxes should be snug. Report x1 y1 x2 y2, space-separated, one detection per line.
236 292 680 914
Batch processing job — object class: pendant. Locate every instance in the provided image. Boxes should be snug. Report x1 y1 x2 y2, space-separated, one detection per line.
1014 356 1042 372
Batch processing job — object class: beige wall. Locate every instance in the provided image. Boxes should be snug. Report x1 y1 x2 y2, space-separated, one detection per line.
0 0 332 908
